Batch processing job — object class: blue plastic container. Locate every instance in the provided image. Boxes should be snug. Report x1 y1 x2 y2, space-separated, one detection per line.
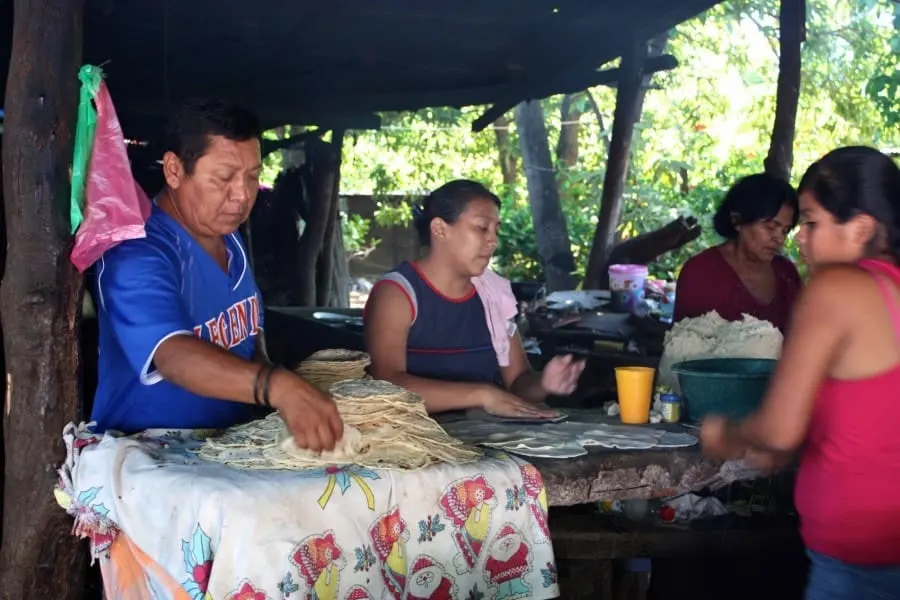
670 358 776 422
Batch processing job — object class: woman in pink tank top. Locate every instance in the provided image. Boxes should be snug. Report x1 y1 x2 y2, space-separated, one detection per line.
701 147 900 599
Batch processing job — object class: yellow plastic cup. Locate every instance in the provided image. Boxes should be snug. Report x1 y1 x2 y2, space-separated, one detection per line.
615 366 655 424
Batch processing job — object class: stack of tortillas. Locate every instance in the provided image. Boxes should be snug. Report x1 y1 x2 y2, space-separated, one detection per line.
196 379 482 471
294 348 371 392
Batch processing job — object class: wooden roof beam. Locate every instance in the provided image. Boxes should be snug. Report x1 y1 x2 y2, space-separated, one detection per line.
466 0 719 132
118 112 381 147
471 53 678 132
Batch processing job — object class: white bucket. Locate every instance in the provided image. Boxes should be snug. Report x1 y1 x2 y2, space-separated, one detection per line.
608 264 649 312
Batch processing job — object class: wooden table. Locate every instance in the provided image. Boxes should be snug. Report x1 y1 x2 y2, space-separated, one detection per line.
437 410 722 507
533 446 720 507
533 446 799 599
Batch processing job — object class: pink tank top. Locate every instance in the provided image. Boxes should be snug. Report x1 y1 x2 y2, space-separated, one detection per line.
794 259 900 565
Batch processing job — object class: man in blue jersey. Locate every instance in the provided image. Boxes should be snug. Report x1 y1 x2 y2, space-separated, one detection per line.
91 99 343 452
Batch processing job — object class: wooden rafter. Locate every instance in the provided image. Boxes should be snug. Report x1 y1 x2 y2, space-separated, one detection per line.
471 55 678 132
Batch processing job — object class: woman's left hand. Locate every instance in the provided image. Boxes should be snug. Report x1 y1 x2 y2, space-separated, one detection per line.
744 449 790 473
540 354 586 396
700 415 746 461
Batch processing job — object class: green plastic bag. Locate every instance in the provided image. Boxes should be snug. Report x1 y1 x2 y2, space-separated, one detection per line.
70 65 104 234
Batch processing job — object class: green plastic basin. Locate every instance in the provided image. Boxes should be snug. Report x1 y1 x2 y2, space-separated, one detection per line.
670 358 776 422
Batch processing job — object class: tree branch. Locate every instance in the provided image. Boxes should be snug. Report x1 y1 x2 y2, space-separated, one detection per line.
584 89 612 155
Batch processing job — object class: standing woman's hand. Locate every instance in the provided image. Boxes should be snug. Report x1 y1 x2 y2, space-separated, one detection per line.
540 354 586 396
700 415 747 461
743 449 790 473
267 369 344 452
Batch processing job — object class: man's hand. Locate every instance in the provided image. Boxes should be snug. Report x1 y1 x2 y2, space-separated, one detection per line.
268 369 344 452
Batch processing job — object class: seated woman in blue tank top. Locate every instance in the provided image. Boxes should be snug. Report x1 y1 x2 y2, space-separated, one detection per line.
364 180 585 418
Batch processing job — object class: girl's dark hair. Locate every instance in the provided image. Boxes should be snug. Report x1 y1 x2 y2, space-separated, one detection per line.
712 173 799 239
798 146 900 255
413 179 501 246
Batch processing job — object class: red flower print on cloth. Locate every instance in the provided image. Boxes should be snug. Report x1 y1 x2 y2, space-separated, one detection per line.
226 579 271 600
181 523 214 600
192 561 212 592
68 487 120 557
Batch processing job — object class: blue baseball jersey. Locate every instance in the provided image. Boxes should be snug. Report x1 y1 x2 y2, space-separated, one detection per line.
90 204 263 433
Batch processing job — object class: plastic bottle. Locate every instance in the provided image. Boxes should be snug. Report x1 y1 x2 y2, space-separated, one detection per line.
659 282 677 323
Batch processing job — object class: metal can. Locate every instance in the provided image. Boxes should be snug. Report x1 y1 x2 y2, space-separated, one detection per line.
660 393 681 423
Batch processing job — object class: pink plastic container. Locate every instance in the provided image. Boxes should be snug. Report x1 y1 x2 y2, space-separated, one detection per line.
608 264 649 312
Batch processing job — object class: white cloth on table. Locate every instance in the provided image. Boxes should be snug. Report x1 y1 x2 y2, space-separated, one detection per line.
56 423 559 600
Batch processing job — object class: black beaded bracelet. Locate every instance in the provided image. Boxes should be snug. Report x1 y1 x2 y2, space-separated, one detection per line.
261 365 278 408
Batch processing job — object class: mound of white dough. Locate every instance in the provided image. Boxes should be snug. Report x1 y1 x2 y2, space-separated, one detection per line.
657 311 783 393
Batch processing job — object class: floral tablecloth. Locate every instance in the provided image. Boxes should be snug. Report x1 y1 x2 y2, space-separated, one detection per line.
56 423 560 600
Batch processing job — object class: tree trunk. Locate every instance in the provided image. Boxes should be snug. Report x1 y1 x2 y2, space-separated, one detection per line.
0 81 4 549
583 36 653 289
515 100 577 291
764 0 805 182
0 1 88 599
493 115 517 193
295 139 339 306
584 91 612 155
279 126 306 303
557 94 584 168
606 217 702 269
279 125 305 173
316 130 345 306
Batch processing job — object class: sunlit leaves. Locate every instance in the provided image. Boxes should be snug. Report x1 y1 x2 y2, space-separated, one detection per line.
865 1 900 127
333 0 900 282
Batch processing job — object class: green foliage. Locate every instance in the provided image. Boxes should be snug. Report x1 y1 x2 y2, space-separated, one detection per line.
333 0 899 283
492 195 544 281
373 199 414 228
866 2 900 127
341 212 380 257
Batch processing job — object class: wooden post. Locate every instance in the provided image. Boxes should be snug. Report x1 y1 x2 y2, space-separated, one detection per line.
316 129 345 306
583 37 649 289
0 93 5 550
0 0 87 598
492 115 518 195
556 94 584 168
764 0 805 181
295 138 338 306
328 225 352 309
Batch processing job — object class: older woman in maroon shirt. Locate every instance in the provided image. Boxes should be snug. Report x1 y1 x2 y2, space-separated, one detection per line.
674 173 803 332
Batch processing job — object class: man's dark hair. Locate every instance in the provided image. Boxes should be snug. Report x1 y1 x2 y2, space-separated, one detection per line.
164 98 261 175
